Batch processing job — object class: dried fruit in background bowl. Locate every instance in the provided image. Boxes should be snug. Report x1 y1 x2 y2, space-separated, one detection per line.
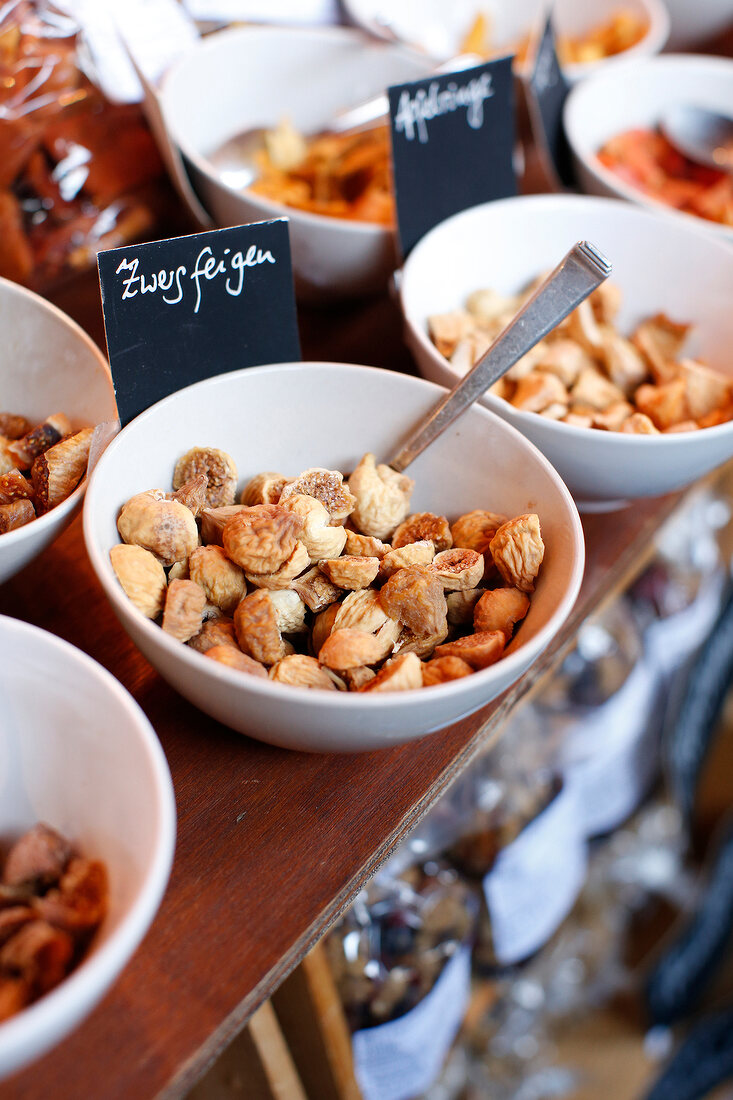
0 823 107 1023
428 279 733 433
461 9 649 66
0 410 94 535
597 128 733 227
110 450 546 693
247 119 394 226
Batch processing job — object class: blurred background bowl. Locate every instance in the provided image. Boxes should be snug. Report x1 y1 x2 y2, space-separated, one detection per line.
399 193 733 509
342 0 669 82
84 362 584 753
160 26 429 302
564 53 733 244
0 278 118 587
0 616 175 1079
663 0 733 49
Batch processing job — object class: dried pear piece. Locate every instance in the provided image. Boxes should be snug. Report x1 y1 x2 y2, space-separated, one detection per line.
422 656 475 686
240 471 288 506
205 645 268 677
189 545 246 614
279 467 356 524
619 413 659 435
222 504 304 574
162 579 207 642
0 499 34 533
234 589 289 666
0 920 73 994
188 617 239 654
392 512 452 552
635 379 689 430
118 491 199 566
511 371 568 414
269 655 338 690
631 313 690 383
348 453 414 539
173 446 237 508
489 514 544 593
474 587 530 640
318 628 388 670
3 824 72 889
319 555 380 590
434 631 505 670
358 652 423 693
31 427 94 512
592 401 634 432
379 565 447 638
7 413 72 469
110 544 167 619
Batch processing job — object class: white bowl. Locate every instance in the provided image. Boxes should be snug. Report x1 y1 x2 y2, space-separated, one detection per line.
160 26 430 302
83 362 584 753
0 278 118 587
0 616 175 1079
564 54 733 244
343 0 669 83
663 0 733 49
399 193 733 509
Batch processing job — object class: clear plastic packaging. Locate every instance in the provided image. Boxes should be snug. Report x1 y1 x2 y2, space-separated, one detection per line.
0 1 169 291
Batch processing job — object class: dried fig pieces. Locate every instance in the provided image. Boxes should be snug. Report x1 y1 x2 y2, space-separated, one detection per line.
0 499 34 533
0 825 107 1022
173 446 237 508
489 514 544 593
222 504 304 574
113 447 547 693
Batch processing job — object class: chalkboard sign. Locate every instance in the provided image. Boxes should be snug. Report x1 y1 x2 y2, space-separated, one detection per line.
387 56 517 257
97 218 301 426
525 13 574 189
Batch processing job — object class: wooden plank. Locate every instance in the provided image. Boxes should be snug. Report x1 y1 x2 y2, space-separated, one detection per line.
188 1002 307 1100
272 945 361 1100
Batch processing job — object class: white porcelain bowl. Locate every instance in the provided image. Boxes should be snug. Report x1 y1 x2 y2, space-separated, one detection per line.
564 54 733 244
343 0 669 82
0 616 175 1079
83 363 584 753
399 194 733 509
0 278 118 587
160 26 430 302
663 0 733 49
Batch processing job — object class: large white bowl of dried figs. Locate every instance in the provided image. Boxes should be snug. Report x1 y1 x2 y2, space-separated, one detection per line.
0 278 118 586
83 363 583 753
400 194 733 510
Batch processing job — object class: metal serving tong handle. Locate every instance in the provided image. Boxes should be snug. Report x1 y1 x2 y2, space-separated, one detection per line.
388 241 612 473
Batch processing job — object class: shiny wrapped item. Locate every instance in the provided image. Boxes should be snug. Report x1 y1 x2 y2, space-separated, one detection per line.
0 0 168 290
325 860 478 1033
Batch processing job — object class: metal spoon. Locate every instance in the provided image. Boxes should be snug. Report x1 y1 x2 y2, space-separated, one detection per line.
388 240 612 472
660 104 733 172
207 53 481 191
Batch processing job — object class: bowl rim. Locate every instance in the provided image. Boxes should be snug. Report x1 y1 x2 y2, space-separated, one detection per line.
399 191 733 446
0 276 117 554
83 360 585 712
563 52 733 241
0 614 176 1066
160 23 424 240
341 0 670 80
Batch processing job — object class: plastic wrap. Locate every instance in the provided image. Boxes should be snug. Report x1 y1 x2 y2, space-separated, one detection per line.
0 0 168 290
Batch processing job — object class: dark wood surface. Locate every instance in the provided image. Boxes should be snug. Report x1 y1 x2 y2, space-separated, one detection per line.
4 23 733 1091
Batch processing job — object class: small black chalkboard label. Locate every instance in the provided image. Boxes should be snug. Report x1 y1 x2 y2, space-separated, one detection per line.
526 13 575 188
387 57 517 256
97 218 301 426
